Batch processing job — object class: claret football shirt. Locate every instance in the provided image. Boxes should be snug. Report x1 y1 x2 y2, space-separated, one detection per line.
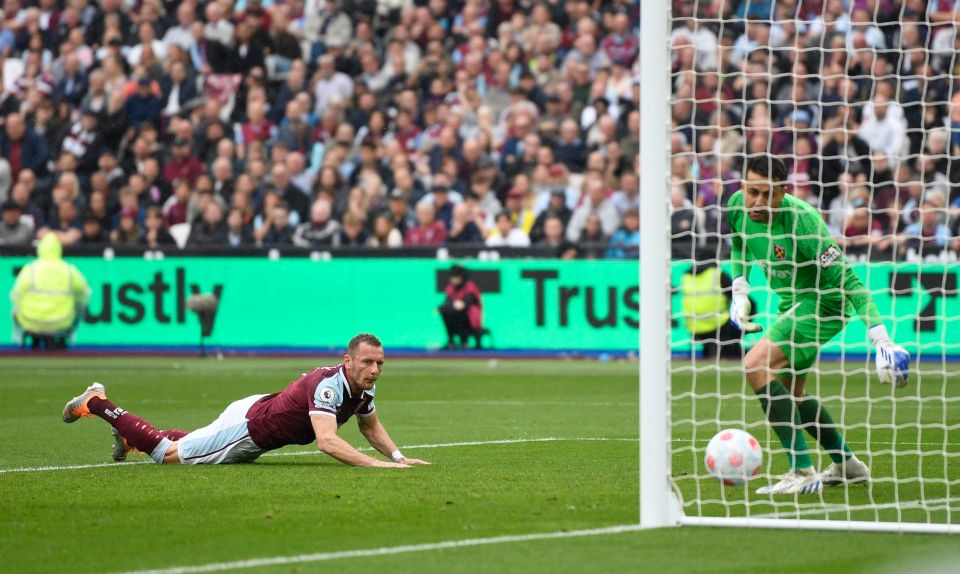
245 365 376 451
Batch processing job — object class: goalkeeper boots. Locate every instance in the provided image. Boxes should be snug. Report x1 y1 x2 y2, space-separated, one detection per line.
111 427 132 462
820 456 870 487
756 467 823 495
62 382 107 423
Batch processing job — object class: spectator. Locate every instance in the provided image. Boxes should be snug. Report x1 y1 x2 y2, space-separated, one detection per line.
124 76 163 131
111 206 142 246
837 207 884 257
261 201 296 246
294 199 341 248
41 200 82 247
447 202 484 244
607 210 640 259
501 188 536 234
9 182 44 231
0 200 31 245
163 2 197 51
188 202 228 247
225 207 254 248
418 185 456 231
334 211 370 247
671 183 696 258
163 138 205 187
530 190 573 244
578 213 610 258
387 189 417 236
601 10 638 67
313 55 354 118
859 93 907 163
305 0 353 58
405 202 447 246
269 163 310 222
555 118 587 172
367 213 403 248
538 215 567 249
566 177 619 242
161 61 199 117
57 54 88 108
0 112 50 179
486 211 531 247
80 216 110 245
239 98 275 149
902 197 951 256
141 206 176 249
163 181 191 228
611 171 639 216
127 21 167 67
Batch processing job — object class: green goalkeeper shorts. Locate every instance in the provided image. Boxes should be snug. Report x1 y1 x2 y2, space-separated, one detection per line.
767 296 847 373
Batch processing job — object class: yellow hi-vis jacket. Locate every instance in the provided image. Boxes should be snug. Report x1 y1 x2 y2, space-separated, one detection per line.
681 266 729 335
10 234 91 334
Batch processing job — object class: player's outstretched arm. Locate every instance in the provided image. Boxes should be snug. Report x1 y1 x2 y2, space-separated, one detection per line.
797 221 911 388
358 413 431 466
310 414 409 468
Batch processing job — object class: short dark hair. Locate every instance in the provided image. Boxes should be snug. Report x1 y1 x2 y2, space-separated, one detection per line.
745 155 787 185
348 333 382 355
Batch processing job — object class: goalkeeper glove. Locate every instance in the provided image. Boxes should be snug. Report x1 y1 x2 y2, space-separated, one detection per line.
869 325 910 388
730 276 762 333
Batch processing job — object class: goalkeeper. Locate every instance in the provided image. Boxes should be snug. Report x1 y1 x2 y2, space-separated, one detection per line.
726 156 910 496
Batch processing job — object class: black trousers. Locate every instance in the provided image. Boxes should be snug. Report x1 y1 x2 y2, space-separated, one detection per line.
439 305 473 347
693 320 742 360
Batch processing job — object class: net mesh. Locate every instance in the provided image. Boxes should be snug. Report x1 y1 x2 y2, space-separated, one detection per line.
668 0 960 527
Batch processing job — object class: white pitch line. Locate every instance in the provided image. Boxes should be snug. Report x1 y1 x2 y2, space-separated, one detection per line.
263 436 639 459
0 460 151 474
0 437 639 475
749 497 960 520
114 523 645 574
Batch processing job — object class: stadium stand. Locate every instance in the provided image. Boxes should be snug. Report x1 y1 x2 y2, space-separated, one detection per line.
671 0 960 261
0 0 639 259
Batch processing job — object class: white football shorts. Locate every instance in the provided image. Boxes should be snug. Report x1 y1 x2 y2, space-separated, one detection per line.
177 394 268 465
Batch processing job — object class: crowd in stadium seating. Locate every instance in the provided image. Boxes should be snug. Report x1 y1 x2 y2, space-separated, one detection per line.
672 0 960 260
0 0 639 259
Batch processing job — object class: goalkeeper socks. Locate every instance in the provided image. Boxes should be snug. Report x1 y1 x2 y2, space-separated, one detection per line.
755 381 814 470
797 398 853 464
87 396 169 461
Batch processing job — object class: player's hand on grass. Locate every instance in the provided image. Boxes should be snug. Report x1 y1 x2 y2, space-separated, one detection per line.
870 325 911 389
730 277 762 333
376 460 413 468
397 457 431 465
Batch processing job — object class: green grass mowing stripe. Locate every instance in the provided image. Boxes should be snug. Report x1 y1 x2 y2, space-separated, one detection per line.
112 524 647 574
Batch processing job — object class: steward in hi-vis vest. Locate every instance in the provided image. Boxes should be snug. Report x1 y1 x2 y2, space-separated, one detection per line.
11 234 90 340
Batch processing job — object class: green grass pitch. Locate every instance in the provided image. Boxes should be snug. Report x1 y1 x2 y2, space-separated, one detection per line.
1 356 957 574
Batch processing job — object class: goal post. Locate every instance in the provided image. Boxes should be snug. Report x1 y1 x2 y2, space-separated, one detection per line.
639 0 678 530
640 0 960 534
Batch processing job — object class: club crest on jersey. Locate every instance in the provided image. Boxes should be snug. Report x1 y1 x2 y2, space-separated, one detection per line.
773 244 786 261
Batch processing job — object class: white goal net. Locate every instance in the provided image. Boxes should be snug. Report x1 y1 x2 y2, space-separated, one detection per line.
643 0 960 533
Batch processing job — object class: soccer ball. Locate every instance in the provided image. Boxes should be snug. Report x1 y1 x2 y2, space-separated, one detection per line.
704 429 763 486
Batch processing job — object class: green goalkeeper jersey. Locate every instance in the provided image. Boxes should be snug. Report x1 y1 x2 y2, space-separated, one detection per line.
725 190 881 327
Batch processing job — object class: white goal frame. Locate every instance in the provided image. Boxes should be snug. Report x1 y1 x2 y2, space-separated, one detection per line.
637 0 959 535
